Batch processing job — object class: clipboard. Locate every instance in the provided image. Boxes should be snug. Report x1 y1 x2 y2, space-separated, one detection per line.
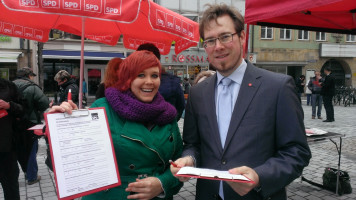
175 166 254 183
44 107 121 200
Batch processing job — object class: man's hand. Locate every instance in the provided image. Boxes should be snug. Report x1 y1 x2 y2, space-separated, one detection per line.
170 156 194 182
48 100 78 114
126 177 163 200
226 166 260 196
0 99 10 110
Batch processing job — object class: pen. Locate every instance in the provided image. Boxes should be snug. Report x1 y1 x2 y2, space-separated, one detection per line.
68 89 72 101
169 160 179 168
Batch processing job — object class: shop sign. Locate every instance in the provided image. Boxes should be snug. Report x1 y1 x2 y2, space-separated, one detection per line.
0 35 11 42
172 54 208 63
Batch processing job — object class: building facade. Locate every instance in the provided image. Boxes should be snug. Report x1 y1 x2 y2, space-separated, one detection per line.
0 35 36 80
249 26 356 87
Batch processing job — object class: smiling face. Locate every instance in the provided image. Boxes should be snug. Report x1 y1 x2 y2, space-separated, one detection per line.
203 15 245 77
130 67 160 103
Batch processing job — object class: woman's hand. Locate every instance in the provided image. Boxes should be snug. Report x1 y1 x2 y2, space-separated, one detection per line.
48 100 78 114
170 156 194 182
126 177 163 200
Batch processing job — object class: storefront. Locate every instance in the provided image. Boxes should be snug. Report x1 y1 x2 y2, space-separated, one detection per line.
42 49 125 99
160 48 209 81
0 36 26 80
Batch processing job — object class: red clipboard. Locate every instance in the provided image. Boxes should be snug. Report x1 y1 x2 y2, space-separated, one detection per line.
0 109 8 118
175 167 254 183
44 107 121 200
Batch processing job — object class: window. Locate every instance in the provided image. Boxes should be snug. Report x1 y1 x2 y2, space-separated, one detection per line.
298 30 309 40
316 32 326 41
261 26 273 39
280 28 291 40
346 34 356 42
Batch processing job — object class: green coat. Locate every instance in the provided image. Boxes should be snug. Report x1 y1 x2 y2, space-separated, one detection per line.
13 78 49 124
83 98 183 200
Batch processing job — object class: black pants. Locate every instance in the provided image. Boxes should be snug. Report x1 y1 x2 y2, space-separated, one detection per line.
323 95 334 121
0 152 20 200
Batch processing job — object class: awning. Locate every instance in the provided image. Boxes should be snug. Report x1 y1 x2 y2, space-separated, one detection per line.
0 51 22 63
245 0 356 34
43 50 125 60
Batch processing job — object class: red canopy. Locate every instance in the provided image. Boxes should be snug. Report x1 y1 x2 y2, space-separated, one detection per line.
0 0 199 55
245 0 356 34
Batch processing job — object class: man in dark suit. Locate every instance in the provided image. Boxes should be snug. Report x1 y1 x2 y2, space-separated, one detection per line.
320 66 335 122
170 4 311 200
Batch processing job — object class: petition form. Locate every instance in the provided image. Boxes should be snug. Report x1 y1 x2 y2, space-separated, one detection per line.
45 108 120 199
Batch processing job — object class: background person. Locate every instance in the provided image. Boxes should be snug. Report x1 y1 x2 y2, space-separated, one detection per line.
82 78 87 97
321 66 335 122
295 75 305 103
183 78 191 94
170 4 311 200
50 51 183 200
82 78 88 106
0 78 24 200
13 67 49 185
305 79 312 106
307 71 323 119
193 70 216 85
53 70 79 105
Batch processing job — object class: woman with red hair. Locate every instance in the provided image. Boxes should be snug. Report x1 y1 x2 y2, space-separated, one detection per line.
50 50 183 200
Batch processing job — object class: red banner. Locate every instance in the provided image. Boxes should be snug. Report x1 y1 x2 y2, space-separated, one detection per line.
3 0 139 22
0 21 48 41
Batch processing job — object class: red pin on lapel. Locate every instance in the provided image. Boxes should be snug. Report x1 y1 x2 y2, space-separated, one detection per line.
248 83 252 87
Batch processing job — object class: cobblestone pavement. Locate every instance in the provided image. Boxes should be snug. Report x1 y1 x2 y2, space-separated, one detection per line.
1 103 355 200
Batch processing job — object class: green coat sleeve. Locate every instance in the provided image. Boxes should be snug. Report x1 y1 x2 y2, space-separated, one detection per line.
156 122 183 198
32 86 50 112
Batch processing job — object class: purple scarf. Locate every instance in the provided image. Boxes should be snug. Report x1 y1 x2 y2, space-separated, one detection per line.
105 87 177 126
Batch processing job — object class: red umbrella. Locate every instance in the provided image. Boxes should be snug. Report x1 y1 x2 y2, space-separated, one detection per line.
0 0 199 55
0 0 199 108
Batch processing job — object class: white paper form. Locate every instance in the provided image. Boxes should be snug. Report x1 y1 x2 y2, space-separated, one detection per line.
177 166 250 181
46 109 119 198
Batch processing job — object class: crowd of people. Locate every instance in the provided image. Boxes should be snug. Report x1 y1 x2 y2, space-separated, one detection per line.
1 3 341 200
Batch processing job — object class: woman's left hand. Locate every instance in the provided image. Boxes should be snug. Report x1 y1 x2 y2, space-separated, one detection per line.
126 177 163 200
48 100 78 114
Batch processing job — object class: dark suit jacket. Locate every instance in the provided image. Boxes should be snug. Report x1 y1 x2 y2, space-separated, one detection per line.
320 74 335 96
182 62 311 200
159 73 185 120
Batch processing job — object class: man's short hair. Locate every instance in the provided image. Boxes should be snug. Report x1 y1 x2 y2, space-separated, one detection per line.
17 67 36 78
199 4 244 40
54 70 71 82
324 66 332 72
137 43 161 60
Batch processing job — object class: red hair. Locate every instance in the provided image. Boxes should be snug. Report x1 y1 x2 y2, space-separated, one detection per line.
116 51 162 91
104 57 123 88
